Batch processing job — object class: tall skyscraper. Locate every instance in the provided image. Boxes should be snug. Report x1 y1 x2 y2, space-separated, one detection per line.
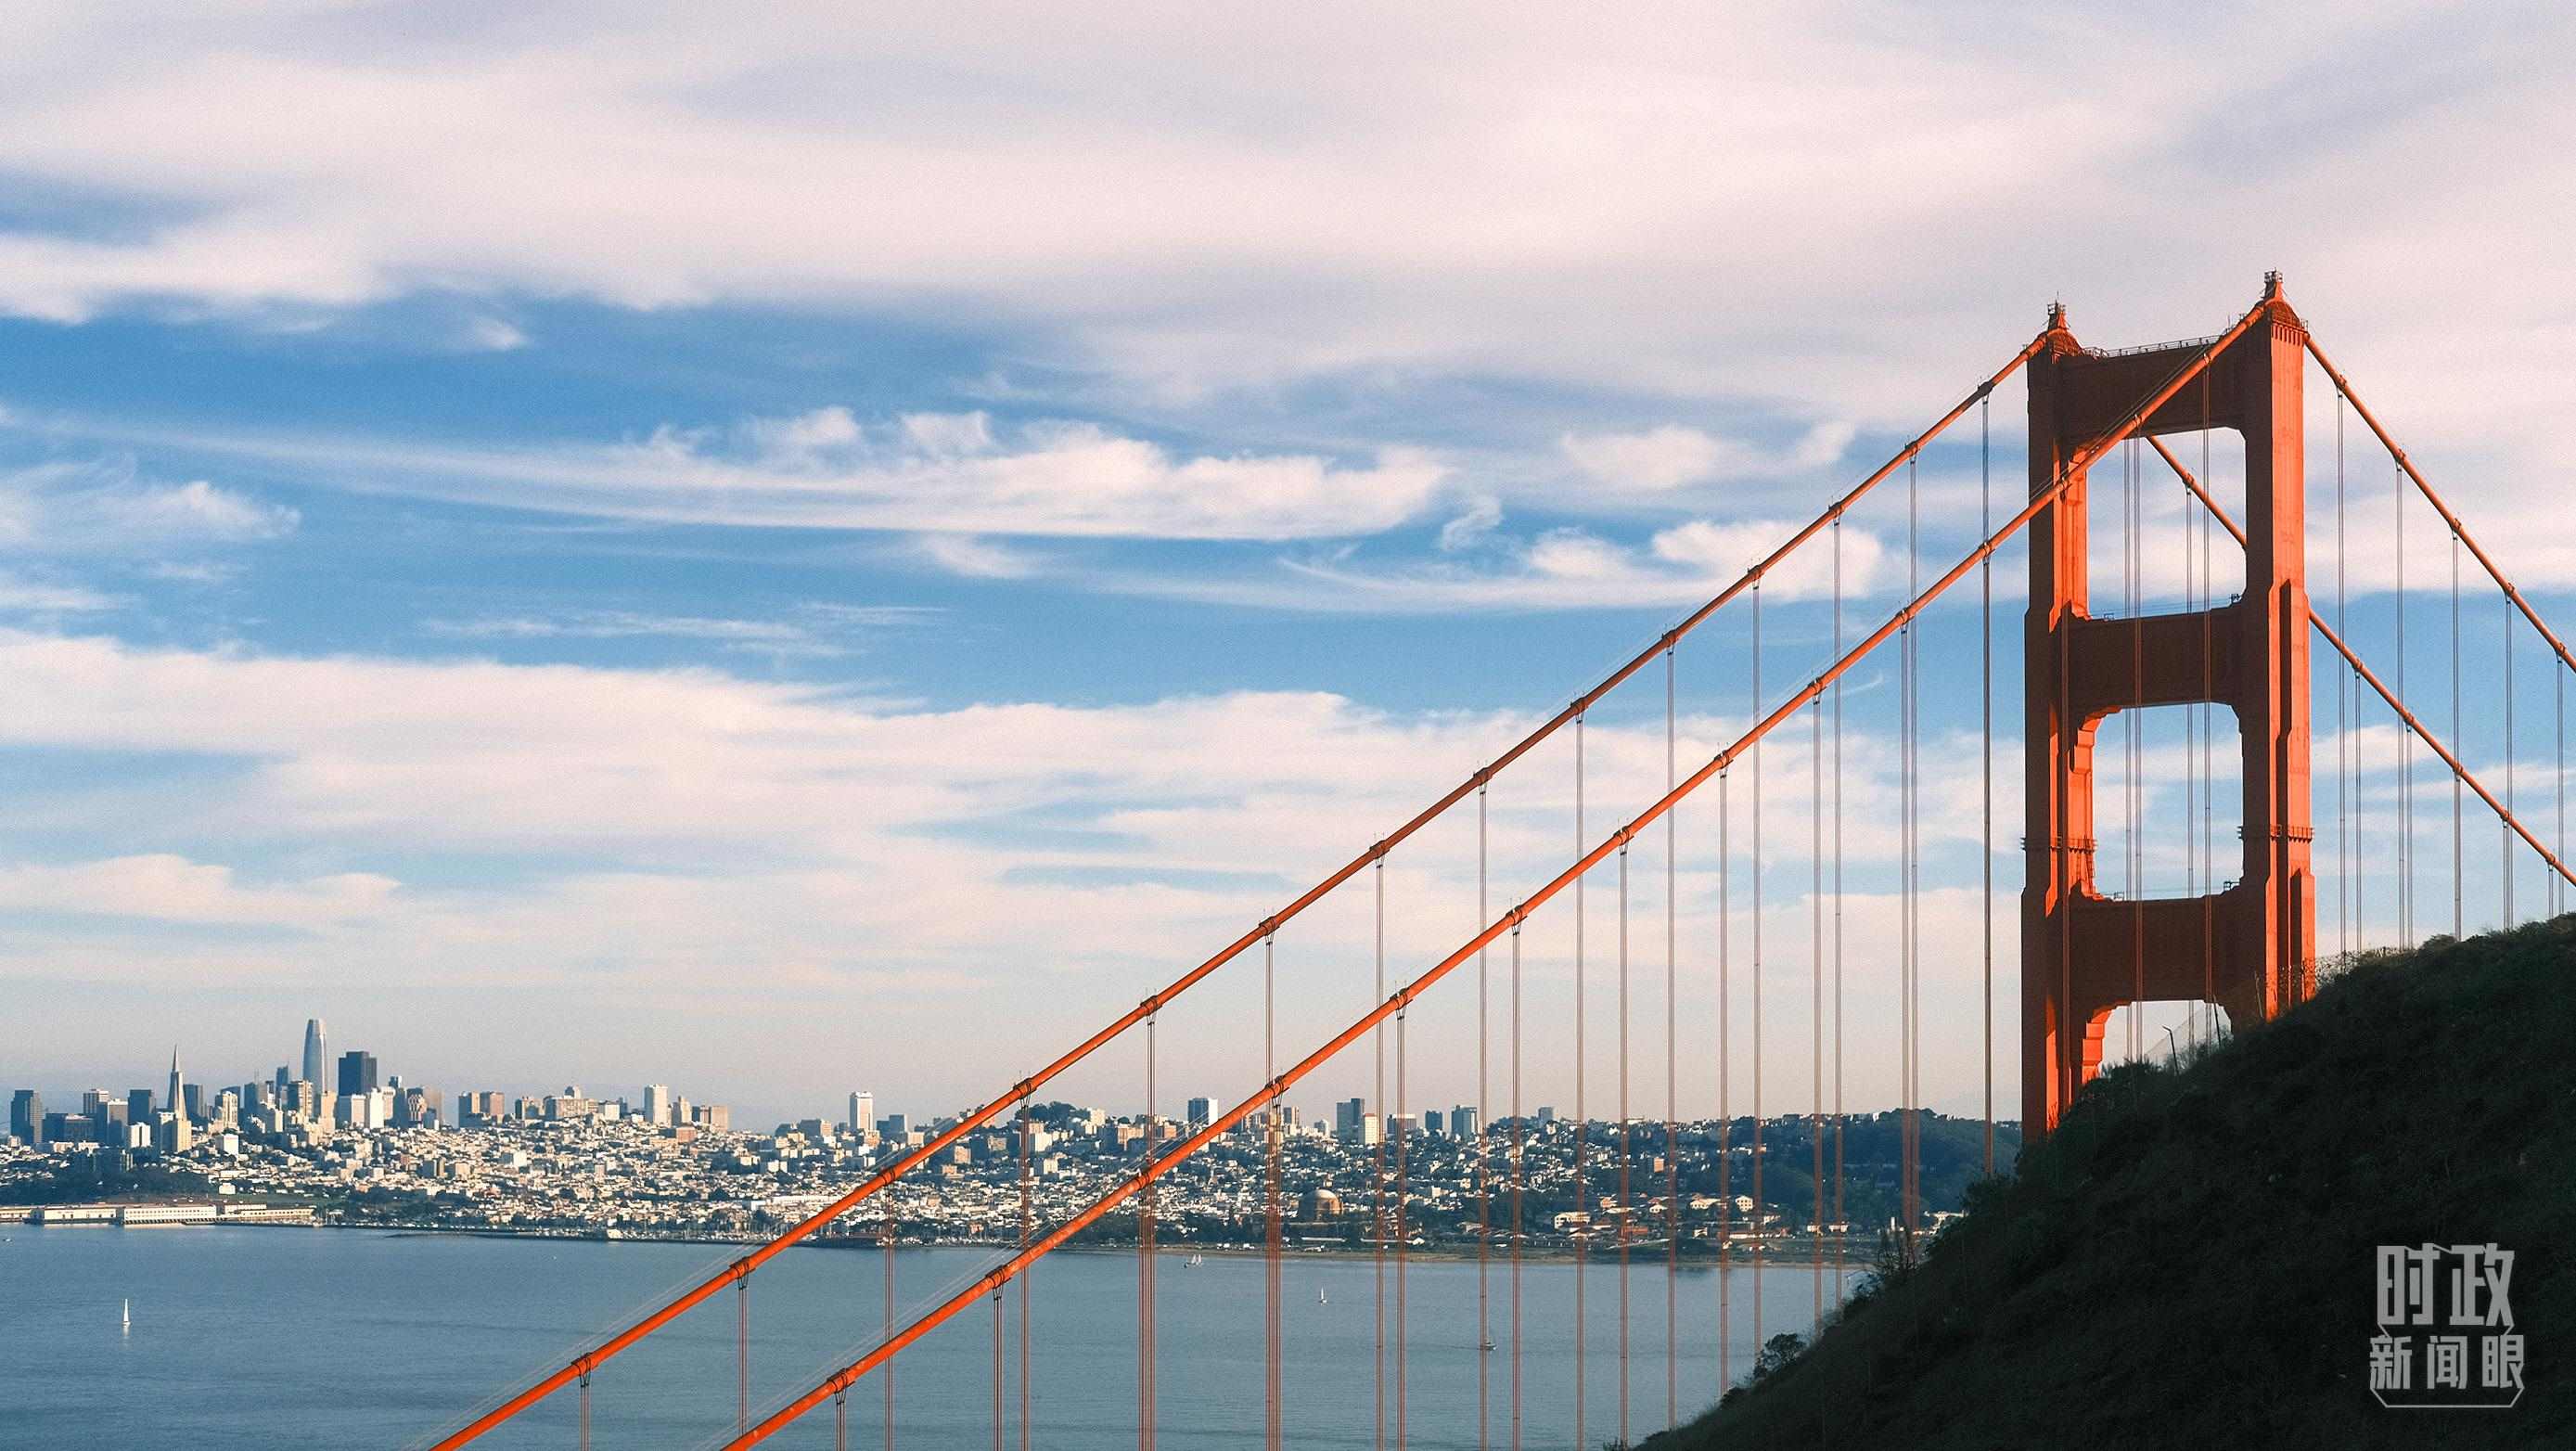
302 1019 327 1088
848 1091 874 1135
1450 1105 1480 1139
644 1084 673 1127
167 1047 184 1123
1336 1096 1367 1141
8 1089 39 1147
126 1087 154 1126
1185 1096 1216 1128
336 1050 378 1097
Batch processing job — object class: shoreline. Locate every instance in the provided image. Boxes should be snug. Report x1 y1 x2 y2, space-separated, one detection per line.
15 1215 1875 1269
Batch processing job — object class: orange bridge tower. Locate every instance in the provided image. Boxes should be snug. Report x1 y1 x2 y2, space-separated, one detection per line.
2022 276 2317 1135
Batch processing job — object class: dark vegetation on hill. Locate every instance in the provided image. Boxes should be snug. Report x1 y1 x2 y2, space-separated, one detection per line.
1644 918 2575 1450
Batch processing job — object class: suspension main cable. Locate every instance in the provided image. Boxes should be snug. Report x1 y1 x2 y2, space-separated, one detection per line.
2307 335 2576 679
419 336 2054 1451
719 306 2265 1451
2152 437 2576 892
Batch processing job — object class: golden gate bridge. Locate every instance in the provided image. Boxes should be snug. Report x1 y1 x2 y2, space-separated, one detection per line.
410 276 2576 1448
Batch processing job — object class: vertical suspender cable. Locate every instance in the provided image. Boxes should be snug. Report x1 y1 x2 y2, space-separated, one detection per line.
579 1370 590 1451
2337 392 2350 956
1664 648 1679 1432
2185 395 2201 1020
2199 375 2216 1039
882 1210 895 1451
2506 590 2518 926
1718 742 1731 1386
1478 787 1491 1451
1265 935 1282 1451
1018 1098 1032 1451
1572 716 1588 1449
1373 859 1387 1451
1510 922 1525 1451
1618 840 1632 1449
2454 526 2465 938
835 1387 847 1451
2127 439 2143 1065
1810 673 1825 1329
737 1275 750 1438
1139 1012 1156 1451
992 1273 1003 1451
2398 452 2413 947
1750 581 1765 1349
1980 394 1993 1170
1830 516 1846 1303
1901 453 1916 1244
1396 985 1410 1451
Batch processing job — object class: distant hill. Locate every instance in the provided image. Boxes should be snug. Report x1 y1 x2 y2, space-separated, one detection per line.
1645 918 2574 1449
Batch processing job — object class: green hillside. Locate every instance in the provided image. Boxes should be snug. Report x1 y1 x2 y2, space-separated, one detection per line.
1646 918 2575 1450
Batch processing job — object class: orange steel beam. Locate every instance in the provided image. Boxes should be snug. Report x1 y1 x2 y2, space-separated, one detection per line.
720 313 2257 1448
417 339 2052 1451
2151 436 2576 891
2303 335 2576 678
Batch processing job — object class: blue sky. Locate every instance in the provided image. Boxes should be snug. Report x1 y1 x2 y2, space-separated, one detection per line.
4 3 2572 1127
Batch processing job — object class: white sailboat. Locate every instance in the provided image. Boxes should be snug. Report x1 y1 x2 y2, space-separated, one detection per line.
122 1298 130 1333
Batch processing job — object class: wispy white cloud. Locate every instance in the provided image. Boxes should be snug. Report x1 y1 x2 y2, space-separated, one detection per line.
0 568 118 612
0 460 297 552
0 5 2562 445
0 853 396 929
422 605 932 658
461 315 528 352
910 533 1043 579
1559 420 1853 493
57 405 1448 542
1116 515 1889 613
